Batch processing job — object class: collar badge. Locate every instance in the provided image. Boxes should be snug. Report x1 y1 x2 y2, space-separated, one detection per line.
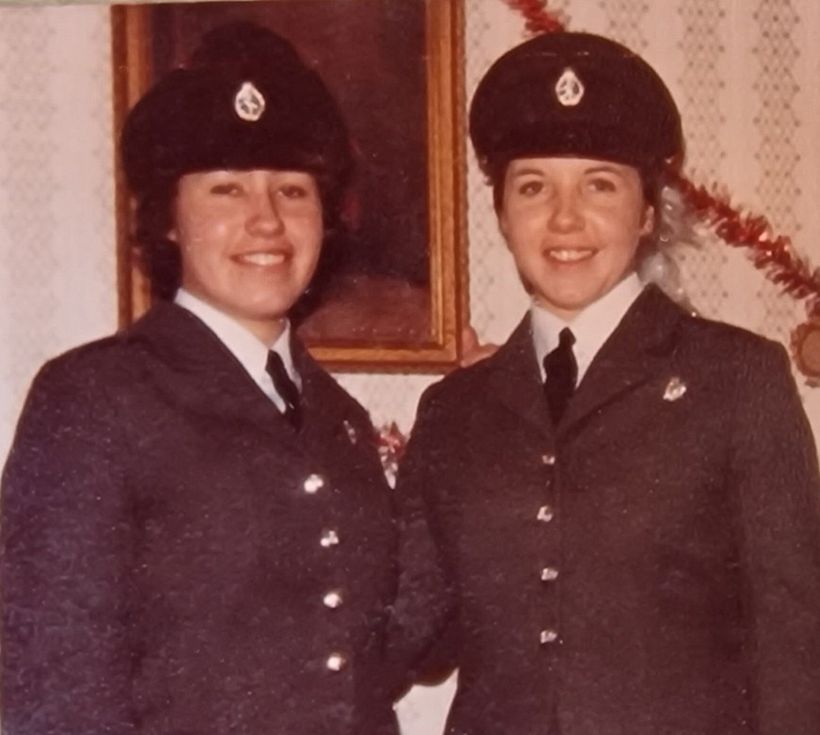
555 67 585 107
234 81 266 122
343 419 359 445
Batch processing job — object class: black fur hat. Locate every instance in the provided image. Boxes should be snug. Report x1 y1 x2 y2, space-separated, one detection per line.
121 22 352 199
470 32 683 176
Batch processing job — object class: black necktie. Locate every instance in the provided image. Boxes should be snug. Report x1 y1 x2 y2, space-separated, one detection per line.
265 351 301 429
543 327 578 424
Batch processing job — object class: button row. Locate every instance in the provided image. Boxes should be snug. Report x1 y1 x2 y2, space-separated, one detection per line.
302 473 347 673
538 455 558 646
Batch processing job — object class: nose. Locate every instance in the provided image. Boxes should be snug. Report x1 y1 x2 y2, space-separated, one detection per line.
247 188 284 236
547 188 584 233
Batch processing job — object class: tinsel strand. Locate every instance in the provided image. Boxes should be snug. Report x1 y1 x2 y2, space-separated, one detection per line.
502 0 565 35
672 173 820 314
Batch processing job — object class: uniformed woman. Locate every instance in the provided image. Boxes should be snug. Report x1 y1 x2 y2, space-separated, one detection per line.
393 31 820 735
1 23 399 735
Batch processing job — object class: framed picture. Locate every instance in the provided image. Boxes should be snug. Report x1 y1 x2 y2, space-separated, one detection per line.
112 0 467 371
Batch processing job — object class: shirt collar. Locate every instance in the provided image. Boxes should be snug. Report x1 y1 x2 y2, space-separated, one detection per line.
174 289 300 390
531 273 643 384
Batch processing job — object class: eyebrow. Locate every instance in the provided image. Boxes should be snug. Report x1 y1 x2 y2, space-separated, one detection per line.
508 163 629 178
584 165 626 177
508 167 546 178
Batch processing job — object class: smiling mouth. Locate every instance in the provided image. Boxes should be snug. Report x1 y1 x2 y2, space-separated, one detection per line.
232 251 289 267
545 248 596 264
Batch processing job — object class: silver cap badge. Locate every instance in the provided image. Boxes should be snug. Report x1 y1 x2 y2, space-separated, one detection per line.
234 81 266 122
555 67 585 107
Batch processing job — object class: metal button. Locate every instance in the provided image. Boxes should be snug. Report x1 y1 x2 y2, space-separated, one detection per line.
303 473 325 494
320 529 340 548
536 505 554 523
323 590 344 609
326 652 347 671
541 453 557 466
540 567 559 582
539 629 559 645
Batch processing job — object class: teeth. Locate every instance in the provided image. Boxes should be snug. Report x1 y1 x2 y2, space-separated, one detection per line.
547 248 594 263
237 252 286 266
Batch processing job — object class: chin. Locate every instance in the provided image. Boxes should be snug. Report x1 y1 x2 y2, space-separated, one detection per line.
245 306 292 323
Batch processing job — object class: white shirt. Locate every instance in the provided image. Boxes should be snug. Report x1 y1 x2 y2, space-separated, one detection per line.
174 289 300 412
531 274 643 385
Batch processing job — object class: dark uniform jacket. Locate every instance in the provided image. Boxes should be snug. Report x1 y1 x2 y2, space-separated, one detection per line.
1 302 399 735
393 285 820 735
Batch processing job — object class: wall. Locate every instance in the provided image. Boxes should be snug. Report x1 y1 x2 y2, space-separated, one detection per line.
2 1 820 733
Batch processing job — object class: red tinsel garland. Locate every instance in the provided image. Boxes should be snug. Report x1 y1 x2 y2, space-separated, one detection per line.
503 0 565 34
374 422 408 481
672 174 820 314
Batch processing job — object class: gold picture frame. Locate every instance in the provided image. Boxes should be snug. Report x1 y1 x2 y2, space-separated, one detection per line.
111 0 467 372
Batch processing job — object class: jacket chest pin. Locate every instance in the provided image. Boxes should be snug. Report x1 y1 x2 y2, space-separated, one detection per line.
303 473 326 494
663 376 687 402
342 419 358 445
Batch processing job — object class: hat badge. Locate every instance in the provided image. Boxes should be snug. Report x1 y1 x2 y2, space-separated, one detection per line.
234 81 266 122
555 67 585 107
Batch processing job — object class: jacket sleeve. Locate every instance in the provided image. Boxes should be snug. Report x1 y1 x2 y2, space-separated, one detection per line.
387 384 460 692
729 340 820 734
1 360 135 735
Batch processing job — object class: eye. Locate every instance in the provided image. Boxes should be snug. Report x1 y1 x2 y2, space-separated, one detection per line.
587 177 618 193
278 184 309 199
209 182 243 197
516 179 544 197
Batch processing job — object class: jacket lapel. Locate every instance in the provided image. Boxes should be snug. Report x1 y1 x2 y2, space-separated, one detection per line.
488 315 554 440
561 285 686 433
127 302 295 438
293 337 352 434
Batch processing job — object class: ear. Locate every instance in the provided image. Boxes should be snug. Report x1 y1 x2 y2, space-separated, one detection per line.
640 203 655 237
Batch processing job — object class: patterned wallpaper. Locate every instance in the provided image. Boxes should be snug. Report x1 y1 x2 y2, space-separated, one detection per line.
0 3 117 460
2 1 820 732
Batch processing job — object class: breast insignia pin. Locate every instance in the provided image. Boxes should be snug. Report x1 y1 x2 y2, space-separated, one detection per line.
663 376 687 402
343 419 358 445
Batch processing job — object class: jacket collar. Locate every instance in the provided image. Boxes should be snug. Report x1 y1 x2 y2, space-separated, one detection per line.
489 313 555 439
562 284 685 431
126 302 325 438
489 285 686 437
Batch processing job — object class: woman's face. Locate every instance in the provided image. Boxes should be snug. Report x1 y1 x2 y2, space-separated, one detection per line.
169 169 324 343
498 156 653 320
